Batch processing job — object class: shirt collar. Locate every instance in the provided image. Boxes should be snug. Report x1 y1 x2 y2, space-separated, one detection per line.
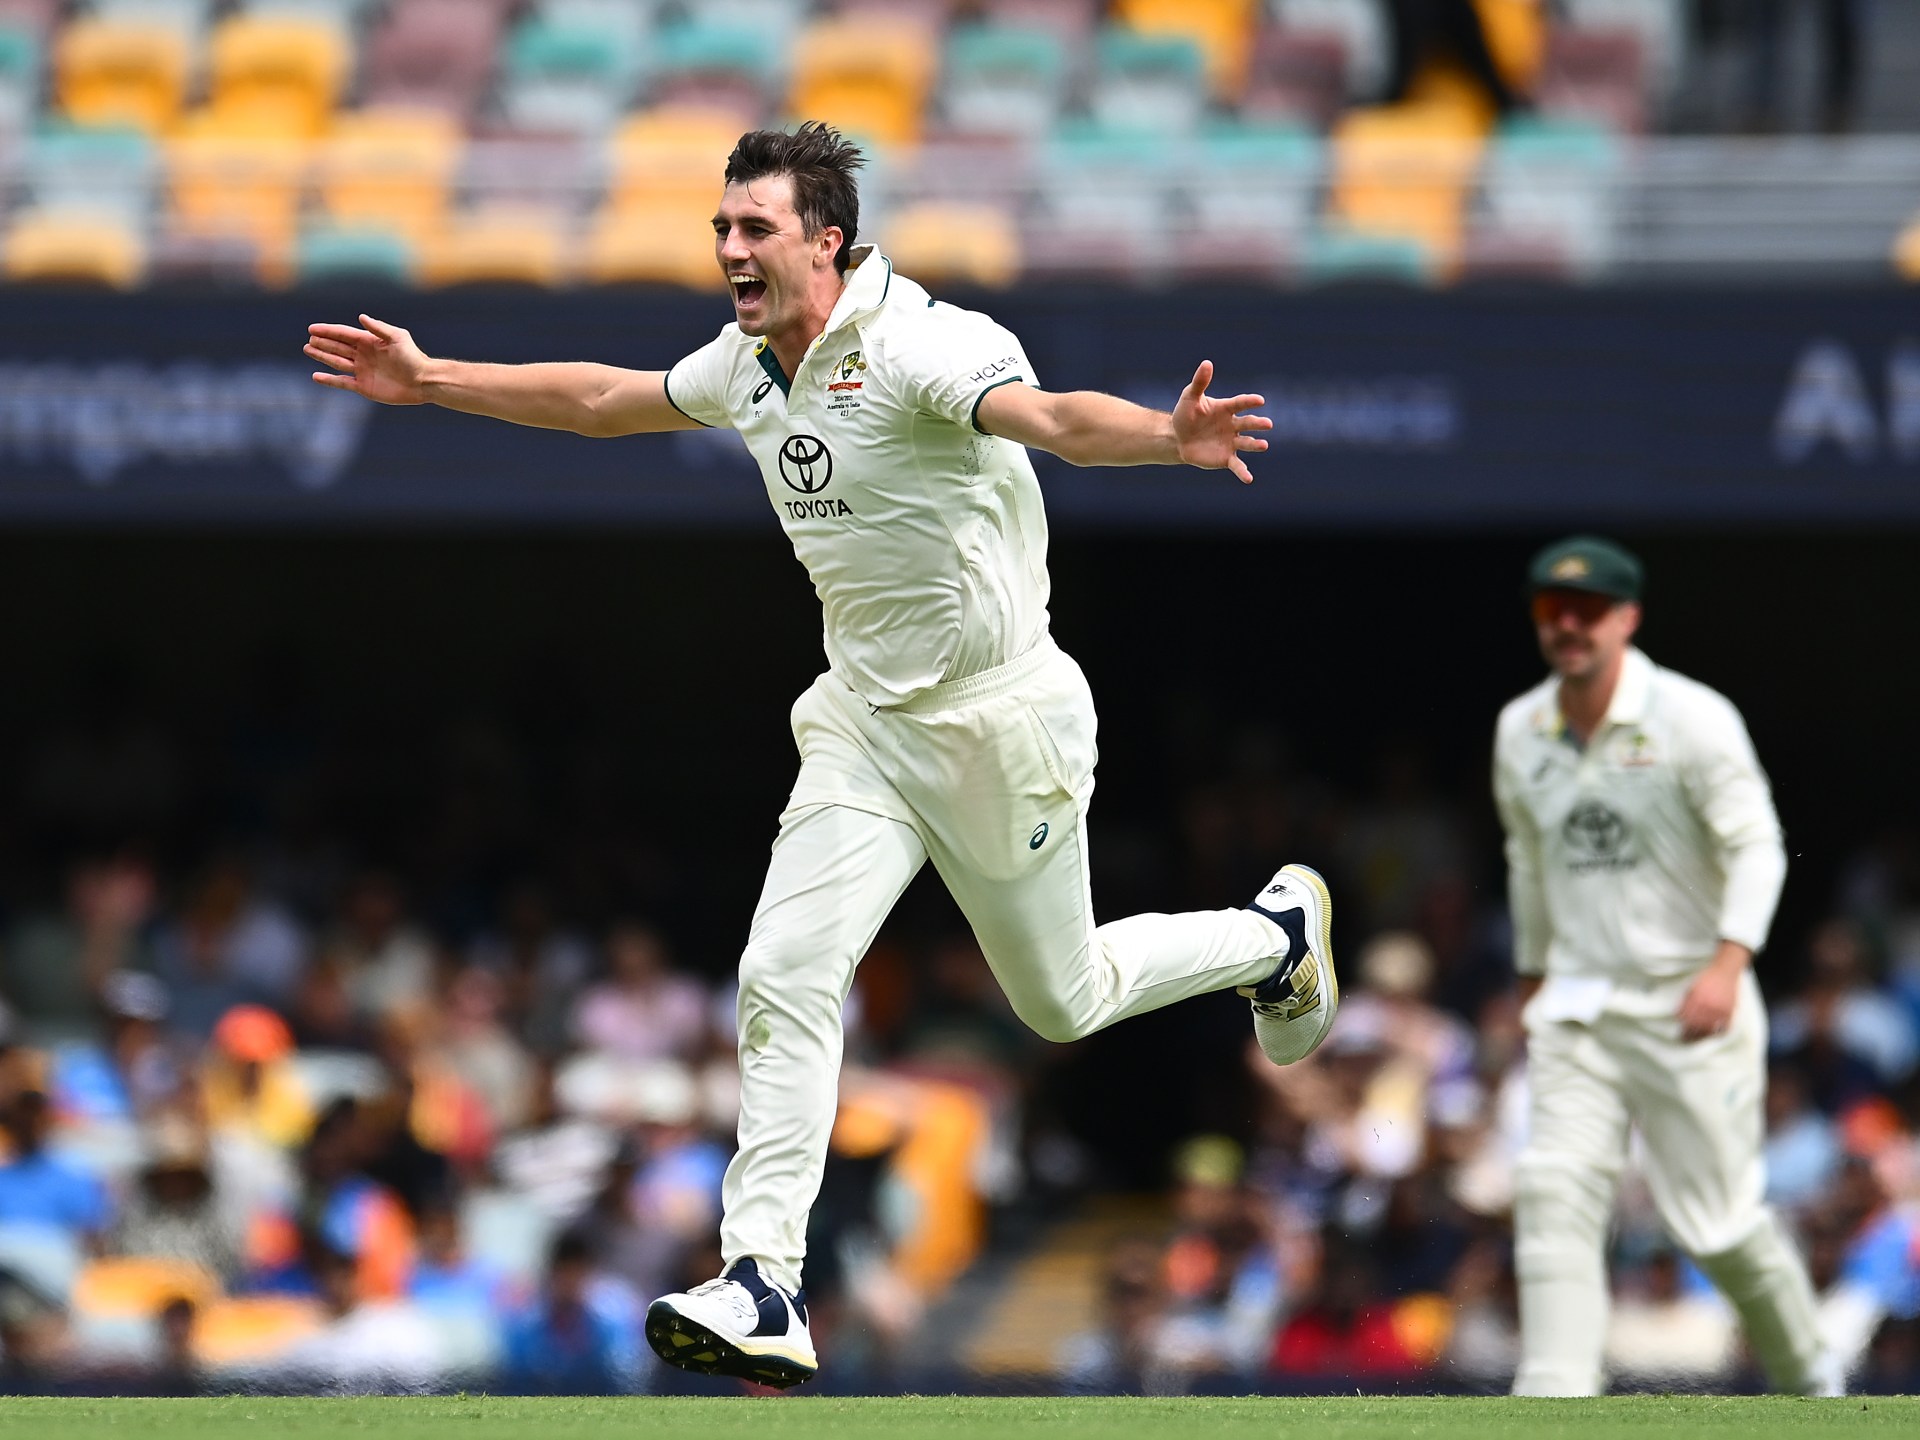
819 245 891 337
1604 647 1654 727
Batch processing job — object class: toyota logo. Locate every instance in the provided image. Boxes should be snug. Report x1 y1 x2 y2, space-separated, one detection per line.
779 434 833 493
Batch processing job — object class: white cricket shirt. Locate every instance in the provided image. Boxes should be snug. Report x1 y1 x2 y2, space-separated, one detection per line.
1492 647 1787 999
664 246 1050 707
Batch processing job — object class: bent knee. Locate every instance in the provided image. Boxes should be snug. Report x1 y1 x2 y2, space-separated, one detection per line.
1006 992 1098 1045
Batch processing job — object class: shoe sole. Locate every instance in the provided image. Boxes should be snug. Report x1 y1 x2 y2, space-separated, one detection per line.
1264 863 1340 1060
645 1299 818 1389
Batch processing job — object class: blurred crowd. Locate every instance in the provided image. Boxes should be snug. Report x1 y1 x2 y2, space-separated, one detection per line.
1056 817 1920 1396
1 676 1917 1396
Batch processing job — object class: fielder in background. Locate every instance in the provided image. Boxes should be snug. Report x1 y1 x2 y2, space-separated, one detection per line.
1493 536 1835 1397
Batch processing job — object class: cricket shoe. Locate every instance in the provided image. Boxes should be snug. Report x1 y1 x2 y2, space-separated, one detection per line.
645 1257 818 1389
1240 863 1339 1066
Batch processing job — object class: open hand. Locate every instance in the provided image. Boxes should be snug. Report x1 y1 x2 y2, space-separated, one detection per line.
1172 360 1272 484
305 314 431 405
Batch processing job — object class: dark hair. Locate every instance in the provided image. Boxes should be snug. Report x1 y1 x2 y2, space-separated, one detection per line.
724 122 866 275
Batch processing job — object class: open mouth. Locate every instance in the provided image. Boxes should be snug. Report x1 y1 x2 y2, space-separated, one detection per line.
729 274 767 309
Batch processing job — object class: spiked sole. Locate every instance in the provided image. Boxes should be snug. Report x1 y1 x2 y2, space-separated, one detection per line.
644 1300 818 1389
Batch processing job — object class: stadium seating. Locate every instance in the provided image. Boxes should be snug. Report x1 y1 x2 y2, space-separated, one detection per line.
1562 0 1685 105
92 0 215 44
1171 120 1321 279
1270 0 1390 102
1537 27 1649 134
0 22 37 136
1326 102 1486 274
606 106 739 214
1087 27 1207 134
165 110 311 280
296 224 416 284
2 205 145 286
316 107 461 244
882 200 1021 288
1113 0 1258 101
939 22 1069 139
647 19 778 123
55 16 193 135
1243 27 1349 128
1025 117 1179 279
361 0 505 121
501 13 641 138
583 196 723 288
24 124 158 220
789 16 938 149
208 14 352 138
1476 113 1623 278
422 204 571 287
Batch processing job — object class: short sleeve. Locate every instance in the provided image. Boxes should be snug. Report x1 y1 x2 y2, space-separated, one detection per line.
893 306 1036 432
664 330 737 430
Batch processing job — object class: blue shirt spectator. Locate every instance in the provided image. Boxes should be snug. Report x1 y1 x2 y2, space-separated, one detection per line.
0 1091 110 1235
498 1231 637 1395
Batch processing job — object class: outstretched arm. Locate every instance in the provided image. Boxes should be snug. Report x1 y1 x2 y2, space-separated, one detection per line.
974 360 1272 482
304 314 700 438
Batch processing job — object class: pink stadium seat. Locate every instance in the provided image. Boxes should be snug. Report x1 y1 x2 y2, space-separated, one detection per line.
1244 28 1349 128
0 0 57 38
1537 28 1647 134
976 0 1100 46
363 0 507 122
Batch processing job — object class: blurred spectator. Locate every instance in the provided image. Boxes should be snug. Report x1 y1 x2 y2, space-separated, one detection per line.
247 1098 414 1304
279 1243 443 1394
571 923 708 1064
150 858 308 1038
437 966 537 1137
1772 919 1918 1100
331 872 438 1023
1058 1238 1175 1394
1153 1136 1285 1381
499 1230 637 1395
1603 1249 1738 1390
407 1194 511 1318
1339 746 1471 936
108 1115 243 1284
1 855 156 1041
1269 1240 1435 1379
1764 1062 1843 1211
1381 0 1524 114
0 1091 109 1243
0 1264 73 1387
471 883 593 1059
49 970 183 1125
201 1005 313 1152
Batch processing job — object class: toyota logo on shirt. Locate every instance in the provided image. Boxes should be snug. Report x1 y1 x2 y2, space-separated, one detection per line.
779 434 833 493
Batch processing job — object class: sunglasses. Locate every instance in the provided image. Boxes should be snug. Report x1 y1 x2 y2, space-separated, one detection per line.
1531 589 1619 626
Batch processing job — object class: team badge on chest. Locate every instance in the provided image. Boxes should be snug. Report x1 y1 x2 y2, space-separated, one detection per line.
825 351 867 413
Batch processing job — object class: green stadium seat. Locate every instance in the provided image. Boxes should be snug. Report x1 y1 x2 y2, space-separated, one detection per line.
297 225 416 285
26 122 158 220
1088 27 1207 133
1297 228 1436 286
1480 114 1624 277
0 24 37 136
941 23 1067 138
502 18 641 136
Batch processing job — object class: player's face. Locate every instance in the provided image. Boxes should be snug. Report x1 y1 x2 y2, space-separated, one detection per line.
1533 589 1641 681
712 175 837 339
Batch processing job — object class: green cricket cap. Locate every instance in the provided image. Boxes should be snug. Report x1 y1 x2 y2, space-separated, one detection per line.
1527 535 1643 601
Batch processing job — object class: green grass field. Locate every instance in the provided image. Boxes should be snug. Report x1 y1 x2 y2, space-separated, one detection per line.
0 1396 1914 1440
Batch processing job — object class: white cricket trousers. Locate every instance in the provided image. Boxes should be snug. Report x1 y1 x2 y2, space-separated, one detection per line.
721 638 1286 1292
1513 970 1826 1395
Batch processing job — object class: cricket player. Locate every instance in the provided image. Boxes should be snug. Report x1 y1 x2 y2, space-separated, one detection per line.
303 123 1339 1387
1493 536 1834 1396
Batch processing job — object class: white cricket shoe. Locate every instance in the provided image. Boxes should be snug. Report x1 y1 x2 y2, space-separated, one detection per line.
645 1257 818 1388
1240 863 1340 1065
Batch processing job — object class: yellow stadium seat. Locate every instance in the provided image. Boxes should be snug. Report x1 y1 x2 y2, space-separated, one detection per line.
789 18 936 149
583 199 724 289
606 107 740 214
316 108 460 243
1894 214 1920 282
883 202 1020 289
422 205 571 287
2 207 146 286
1326 104 1485 271
73 1257 223 1318
1112 0 1258 100
166 109 311 281
56 18 192 134
191 1295 325 1368
209 15 350 137
1474 0 1547 94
